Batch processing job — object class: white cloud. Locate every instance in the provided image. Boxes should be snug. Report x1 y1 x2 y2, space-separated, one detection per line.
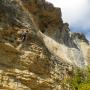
46 0 90 40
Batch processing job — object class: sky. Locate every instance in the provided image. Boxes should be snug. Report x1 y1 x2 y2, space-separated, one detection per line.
46 0 90 41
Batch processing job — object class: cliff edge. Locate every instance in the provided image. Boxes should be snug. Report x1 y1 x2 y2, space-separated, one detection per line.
0 0 90 90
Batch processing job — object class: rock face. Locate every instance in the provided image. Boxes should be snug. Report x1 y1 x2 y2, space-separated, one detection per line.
0 0 90 90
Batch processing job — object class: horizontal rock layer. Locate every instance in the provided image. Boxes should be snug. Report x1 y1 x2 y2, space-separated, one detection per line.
0 0 90 90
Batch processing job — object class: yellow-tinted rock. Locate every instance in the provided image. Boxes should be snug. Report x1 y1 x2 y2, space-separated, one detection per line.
0 0 89 90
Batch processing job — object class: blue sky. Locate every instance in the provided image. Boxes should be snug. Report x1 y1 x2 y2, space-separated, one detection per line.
46 0 90 41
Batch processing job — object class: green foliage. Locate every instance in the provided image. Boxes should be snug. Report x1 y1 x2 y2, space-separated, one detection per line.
70 66 90 90
78 83 90 90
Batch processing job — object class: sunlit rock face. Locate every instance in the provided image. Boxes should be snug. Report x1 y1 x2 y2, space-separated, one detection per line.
21 0 89 67
0 0 90 90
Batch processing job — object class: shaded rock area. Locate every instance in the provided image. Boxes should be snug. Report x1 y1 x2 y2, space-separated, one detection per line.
0 0 90 90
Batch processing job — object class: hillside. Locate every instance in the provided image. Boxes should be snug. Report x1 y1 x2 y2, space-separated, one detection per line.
0 0 90 90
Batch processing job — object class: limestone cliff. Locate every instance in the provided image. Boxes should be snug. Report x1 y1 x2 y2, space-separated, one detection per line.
0 0 90 90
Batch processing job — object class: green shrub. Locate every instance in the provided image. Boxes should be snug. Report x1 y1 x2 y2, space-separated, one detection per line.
78 83 90 90
70 66 90 90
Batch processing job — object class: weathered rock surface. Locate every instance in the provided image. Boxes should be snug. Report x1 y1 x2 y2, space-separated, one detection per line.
0 0 90 90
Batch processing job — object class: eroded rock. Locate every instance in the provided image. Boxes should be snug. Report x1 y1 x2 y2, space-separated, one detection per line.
0 0 89 90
